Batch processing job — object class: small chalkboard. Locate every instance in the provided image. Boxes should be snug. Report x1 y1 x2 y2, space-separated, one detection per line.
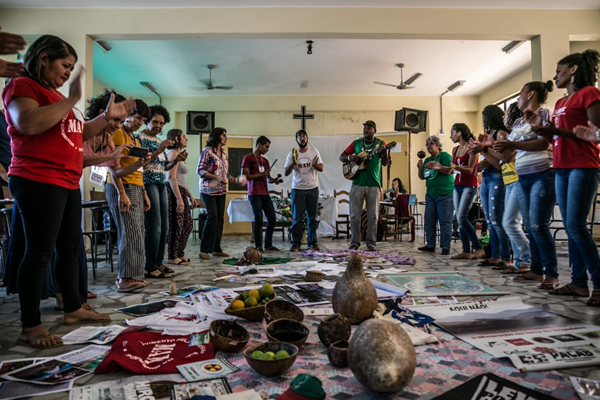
228 147 252 191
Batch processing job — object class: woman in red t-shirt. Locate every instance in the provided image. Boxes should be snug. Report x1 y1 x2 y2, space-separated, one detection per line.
449 123 482 260
2 35 134 348
531 50 600 307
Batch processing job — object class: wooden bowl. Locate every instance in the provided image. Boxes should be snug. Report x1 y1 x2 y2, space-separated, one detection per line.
224 292 277 321
209 319 250 353
264 299 304 325
266 318 310 349
327 339 349 368
244 342 298 377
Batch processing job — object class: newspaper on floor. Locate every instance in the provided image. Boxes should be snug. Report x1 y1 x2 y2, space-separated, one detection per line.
0 358 72 400
415 297 600 372
115 299 182 316
158 284 220 298
570 376 600 400
61 325 140 345
68 373 184 400
125 301 230 335
2 345 110 385
176 358 239 382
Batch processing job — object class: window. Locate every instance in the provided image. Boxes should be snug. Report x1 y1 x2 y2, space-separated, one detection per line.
495 93 519 112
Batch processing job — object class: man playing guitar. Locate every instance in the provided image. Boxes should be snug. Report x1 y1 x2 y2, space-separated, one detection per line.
339 120 392 251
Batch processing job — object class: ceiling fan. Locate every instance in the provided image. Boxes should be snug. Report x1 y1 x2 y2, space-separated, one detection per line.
374 63 422 90
198 64 233 91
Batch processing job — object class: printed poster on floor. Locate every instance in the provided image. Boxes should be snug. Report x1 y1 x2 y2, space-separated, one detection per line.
415 297 600 371
384 272 509 296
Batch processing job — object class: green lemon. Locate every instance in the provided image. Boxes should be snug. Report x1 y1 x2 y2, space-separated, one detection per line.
251 350 264 359
259 352 275 360
244 296 258 308
275 350 290 359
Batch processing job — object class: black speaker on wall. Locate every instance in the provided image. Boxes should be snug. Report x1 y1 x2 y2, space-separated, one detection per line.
187 111 215 134
395 108 428 133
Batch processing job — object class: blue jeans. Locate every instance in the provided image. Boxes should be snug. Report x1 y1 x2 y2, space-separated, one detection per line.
480 168 510 260
555 168 600 289
425 193 453 250
517 169 557 278
453 185 480 253
144 183 168 272
502 182 531 268
249 194 277 249
291 188 320 247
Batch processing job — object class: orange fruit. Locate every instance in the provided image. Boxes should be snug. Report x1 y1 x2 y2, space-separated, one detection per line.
231 300 245 310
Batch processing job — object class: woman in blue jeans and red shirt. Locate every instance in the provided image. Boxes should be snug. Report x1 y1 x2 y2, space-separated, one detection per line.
449 123 484 260
532 50 600 306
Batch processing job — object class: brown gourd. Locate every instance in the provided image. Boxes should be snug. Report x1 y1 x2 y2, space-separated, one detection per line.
332 253 378 324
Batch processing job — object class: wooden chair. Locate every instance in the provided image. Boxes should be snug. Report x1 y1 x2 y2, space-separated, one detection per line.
381 194 415 242
334 189 350 239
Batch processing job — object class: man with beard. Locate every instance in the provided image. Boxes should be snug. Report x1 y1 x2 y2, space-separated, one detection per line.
284 129 324 252
339 120 389 251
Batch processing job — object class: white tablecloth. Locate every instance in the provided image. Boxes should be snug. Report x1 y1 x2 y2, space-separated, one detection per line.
227 196 338 236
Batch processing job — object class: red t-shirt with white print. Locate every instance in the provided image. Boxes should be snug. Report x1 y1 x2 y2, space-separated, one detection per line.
551 85 600 169
95 331 215 374
2 77 84 189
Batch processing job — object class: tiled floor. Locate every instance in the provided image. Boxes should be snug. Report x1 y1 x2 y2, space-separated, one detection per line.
0 231 599 398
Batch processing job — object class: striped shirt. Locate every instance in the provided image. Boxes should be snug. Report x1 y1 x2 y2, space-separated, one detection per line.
197 146 228 195
507 110 553 176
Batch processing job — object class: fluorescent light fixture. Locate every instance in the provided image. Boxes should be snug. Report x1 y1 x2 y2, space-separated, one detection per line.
140 82 162 105
94 40 112 53
447 80 466 92
502 40 525 54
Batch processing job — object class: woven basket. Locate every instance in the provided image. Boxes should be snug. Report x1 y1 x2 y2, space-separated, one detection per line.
224 292 277 321
305 270 324 282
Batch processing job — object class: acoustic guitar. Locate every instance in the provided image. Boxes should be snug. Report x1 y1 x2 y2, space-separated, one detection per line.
342 141 397 180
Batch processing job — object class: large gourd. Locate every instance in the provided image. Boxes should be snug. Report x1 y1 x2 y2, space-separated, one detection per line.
348 319 416 393
332 253 378 324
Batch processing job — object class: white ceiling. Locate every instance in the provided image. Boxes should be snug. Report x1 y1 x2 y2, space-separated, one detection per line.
93 38 532 98
1 0 599 9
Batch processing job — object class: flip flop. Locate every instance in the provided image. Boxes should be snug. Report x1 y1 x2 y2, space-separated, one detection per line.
17 334 63 349
477 259 499 267
144 270 173 279
180 256 191 263
116 279 146 293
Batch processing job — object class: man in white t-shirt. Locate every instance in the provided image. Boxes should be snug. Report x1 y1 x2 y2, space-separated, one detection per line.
284 130 324 251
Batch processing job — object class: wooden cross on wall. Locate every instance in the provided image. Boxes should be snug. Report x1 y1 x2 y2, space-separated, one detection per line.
293 105 314 130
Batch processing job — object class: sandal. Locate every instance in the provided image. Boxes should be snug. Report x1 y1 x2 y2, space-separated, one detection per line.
17 333 63 349
587 290 600 307
180 256 191 263
477 259 499 267
501 267 530 275
513 272 543 282
116 279 147 293
492 262 511 270
200 252 211 260
549 283 590 297
450 253 472 260
144 270 173 279
158 265 176 273
87 291 97 299
212 252 230 257
537 282 559 291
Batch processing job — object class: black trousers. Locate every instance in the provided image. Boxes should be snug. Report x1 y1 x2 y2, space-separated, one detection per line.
9 176 82 328
200 193 226 253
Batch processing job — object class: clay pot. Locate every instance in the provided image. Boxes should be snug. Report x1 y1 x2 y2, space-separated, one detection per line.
348 319 416 393
317 313 351 347
327 340 349 368
332 253 378 324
